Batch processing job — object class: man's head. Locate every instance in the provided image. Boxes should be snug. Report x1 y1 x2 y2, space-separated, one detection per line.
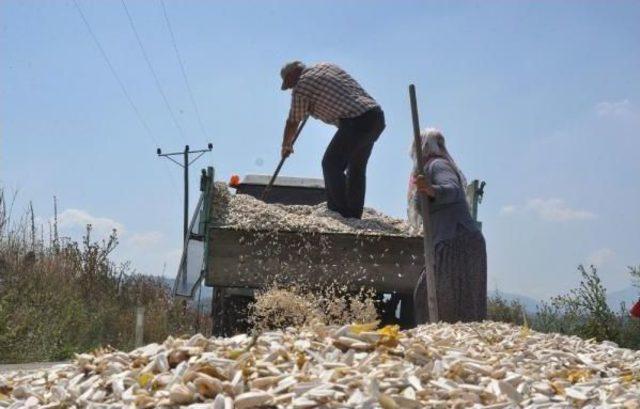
280 61 305 90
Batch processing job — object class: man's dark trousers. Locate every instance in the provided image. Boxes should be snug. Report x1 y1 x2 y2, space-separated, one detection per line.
322 107 385 219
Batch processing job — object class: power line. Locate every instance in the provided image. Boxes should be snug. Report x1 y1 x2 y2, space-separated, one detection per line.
72 0 158 147
120 0 187 142
159 0 210 144
72 0 179 193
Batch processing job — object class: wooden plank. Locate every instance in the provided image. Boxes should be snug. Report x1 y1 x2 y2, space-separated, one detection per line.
205 228 424 294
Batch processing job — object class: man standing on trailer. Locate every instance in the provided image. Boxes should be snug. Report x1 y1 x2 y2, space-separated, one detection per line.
279 61 385 219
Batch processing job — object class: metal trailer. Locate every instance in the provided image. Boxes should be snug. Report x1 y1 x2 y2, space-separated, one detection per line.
174 168 485 336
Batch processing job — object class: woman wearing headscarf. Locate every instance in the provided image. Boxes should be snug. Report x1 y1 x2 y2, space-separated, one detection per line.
409 128 487 324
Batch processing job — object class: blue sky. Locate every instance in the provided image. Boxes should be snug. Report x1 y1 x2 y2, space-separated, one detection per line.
1 0 639 300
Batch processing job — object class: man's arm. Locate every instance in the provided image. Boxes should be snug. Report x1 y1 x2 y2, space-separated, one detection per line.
281 91 309 158
281 119 300 158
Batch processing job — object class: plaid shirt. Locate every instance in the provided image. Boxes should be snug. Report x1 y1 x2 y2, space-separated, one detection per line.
288 63 379 126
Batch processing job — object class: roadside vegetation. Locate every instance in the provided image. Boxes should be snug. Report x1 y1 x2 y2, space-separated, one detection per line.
488 265 640 350
1 188 638 363
0 190 208 363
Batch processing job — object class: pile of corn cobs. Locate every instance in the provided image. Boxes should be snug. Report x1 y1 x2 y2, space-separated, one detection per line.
210 183 417 236
2 321 639 408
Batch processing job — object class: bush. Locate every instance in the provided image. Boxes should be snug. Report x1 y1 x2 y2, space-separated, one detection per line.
490 265 640 350
545 265 619 342
487 292 527 325
630 265 640 290
0 190 208 363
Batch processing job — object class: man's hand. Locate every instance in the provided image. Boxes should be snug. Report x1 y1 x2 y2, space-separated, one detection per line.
415 174 436 198
281 144 294 159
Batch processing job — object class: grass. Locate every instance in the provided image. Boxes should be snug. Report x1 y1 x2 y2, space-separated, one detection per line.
0 190 209 363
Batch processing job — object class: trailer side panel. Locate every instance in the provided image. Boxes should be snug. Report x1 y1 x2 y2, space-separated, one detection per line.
206 227 424 294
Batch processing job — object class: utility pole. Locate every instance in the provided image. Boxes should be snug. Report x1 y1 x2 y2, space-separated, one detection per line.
53 196 59 252
158 143 212 307
157 144 213 244
29 201 36 249
158 143 212 334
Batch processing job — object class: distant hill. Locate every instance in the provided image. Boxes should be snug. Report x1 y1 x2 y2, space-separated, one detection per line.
488 286 639 314
157 276 212 312
607 286 639 311
488 290 541 313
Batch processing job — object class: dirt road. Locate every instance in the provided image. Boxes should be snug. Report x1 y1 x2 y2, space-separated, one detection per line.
0 361 67 374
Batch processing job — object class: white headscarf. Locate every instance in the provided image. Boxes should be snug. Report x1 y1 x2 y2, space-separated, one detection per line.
410 128 467 187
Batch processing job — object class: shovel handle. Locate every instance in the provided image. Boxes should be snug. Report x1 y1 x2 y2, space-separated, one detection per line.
261 116 309 201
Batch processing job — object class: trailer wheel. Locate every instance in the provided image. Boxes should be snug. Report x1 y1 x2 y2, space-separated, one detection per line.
398 293 415 329
211 287 252 336
377 292 400 327
211 287 227 337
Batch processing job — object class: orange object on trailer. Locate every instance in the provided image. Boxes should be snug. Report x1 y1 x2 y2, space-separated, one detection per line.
229 175 241 188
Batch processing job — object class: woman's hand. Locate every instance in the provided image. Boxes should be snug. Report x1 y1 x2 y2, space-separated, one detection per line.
415 174 436 198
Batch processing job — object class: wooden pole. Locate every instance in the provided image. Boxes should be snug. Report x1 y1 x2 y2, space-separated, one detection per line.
409 84 439 323
135 306 145 348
